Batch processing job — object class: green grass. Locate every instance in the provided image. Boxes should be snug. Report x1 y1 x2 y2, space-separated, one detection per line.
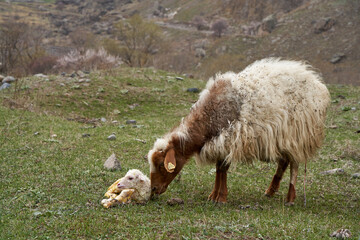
0 68 359 239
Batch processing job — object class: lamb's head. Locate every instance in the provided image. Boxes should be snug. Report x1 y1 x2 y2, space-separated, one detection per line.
148 139 184 196
116 169 150 191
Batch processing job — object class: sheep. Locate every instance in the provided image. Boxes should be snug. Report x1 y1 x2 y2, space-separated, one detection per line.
148 58 330 205
101 169 151 208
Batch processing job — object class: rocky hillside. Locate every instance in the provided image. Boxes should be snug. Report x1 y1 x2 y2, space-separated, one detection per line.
0 0 359 85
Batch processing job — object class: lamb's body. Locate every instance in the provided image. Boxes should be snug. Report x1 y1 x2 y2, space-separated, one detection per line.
149 58 330 205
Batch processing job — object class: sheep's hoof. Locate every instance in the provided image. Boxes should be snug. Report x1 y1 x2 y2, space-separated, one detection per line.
264 189 276 197
284 201 295 206
208 193 227 204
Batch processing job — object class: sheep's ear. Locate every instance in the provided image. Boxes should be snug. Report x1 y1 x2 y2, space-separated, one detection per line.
164 148 176 173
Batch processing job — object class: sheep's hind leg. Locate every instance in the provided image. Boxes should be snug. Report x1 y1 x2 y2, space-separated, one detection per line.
208 161 230 203
265 158 289 197
285 161 298 206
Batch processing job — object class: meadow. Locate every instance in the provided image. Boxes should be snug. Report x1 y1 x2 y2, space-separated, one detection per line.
0 68 359 239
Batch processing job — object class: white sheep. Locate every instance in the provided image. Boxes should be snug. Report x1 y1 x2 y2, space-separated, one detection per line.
102 169 151 208
148 58 330 205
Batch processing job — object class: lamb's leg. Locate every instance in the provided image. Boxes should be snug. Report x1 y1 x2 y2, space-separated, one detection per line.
265 158 289 197
285 161 298 206
208 161 230 203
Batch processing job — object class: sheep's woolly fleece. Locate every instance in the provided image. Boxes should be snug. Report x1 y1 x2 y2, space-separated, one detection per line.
150 58 330 166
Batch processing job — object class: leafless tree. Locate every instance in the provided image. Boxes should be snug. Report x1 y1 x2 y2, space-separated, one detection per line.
211 19 228 38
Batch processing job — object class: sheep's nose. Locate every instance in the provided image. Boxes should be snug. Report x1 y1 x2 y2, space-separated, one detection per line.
117 183 126 189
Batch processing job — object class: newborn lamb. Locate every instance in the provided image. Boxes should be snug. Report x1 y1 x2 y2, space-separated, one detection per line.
101 169 151 208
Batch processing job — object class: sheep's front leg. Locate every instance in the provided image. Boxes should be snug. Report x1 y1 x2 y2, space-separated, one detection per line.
208 161 230 203
265 158 289 197
285 161 298 206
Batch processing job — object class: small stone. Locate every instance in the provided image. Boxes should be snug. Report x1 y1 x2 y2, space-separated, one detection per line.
76 70 85 78
330 53 346 64
167 198 184 206
330 228 351 238
101 117 107 122
107 134 116 140
351 107 356 111
337 95 346 99
2 76 16 83
132 125 144 128
61 72 66 76
82 133 91 138
51 134 57 138
314 17 335 34
176 77 184 81
34 73 48 78
0 83 11 90
0 75 4 81
78 79 85 83
187 88 200 93
128 103 140 110
113 109 121 115
34 132 40 136
126 120 137 125
351 173 360 179
320 168 344 175
328 125 338 129
104 153 121 171
112 120 118 124
70 72 76 78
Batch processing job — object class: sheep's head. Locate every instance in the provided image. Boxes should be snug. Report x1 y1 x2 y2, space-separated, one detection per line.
148 139 184 196
116 169 149 190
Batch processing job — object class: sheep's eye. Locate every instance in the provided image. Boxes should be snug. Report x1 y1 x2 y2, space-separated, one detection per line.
128 177 134 180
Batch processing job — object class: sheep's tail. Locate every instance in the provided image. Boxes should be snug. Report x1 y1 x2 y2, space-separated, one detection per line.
303 161 307 207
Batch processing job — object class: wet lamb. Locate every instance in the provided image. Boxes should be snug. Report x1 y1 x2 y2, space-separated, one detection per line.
102 169 151 208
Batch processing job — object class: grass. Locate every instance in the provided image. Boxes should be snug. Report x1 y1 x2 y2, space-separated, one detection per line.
0 67 359 239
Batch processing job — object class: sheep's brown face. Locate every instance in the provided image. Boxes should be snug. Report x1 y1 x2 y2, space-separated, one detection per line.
149 148 183 196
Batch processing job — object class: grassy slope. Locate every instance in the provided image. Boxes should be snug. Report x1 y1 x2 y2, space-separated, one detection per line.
0 68 359 239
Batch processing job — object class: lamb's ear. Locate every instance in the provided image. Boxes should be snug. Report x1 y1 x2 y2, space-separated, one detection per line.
164 148 176 173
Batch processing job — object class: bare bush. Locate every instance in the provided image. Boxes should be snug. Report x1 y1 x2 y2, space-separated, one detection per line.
69 29 99 53
211 19 228 38
28 55 58 74
192 16 208 31
0 21 47 76
114 14 163 67
55 48 121 72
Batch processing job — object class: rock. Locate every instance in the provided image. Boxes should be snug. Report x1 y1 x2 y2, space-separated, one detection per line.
328 125 338 129
82 133 91 138
320 168 344 175
107 134 116 140
104 153 121 171
2 76 16 83
330 228 351 238
126 120 137 125
167 198 184 206
113 109 121 115
175 77 184 81
195 48 206 58
337 95 346 99
76 70 85 78
187 88 200 93
330 53 346 64
262 14 277 33
70 72 76 78
100 117 107 122
314 18 336 34
0 75 5 81
34 73 48 78
0 83 11 90
34 132 40 136
351 173 360 178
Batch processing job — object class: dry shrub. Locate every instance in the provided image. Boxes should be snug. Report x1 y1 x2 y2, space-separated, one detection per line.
211 19 228 38
55 48 121 72
28 55 58 74
192 16 209 31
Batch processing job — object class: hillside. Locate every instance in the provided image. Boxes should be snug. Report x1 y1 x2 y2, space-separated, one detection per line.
0 67 359 239
0 0 359 85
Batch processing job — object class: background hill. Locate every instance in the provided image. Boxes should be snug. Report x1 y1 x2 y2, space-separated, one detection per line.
0 0 359 85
